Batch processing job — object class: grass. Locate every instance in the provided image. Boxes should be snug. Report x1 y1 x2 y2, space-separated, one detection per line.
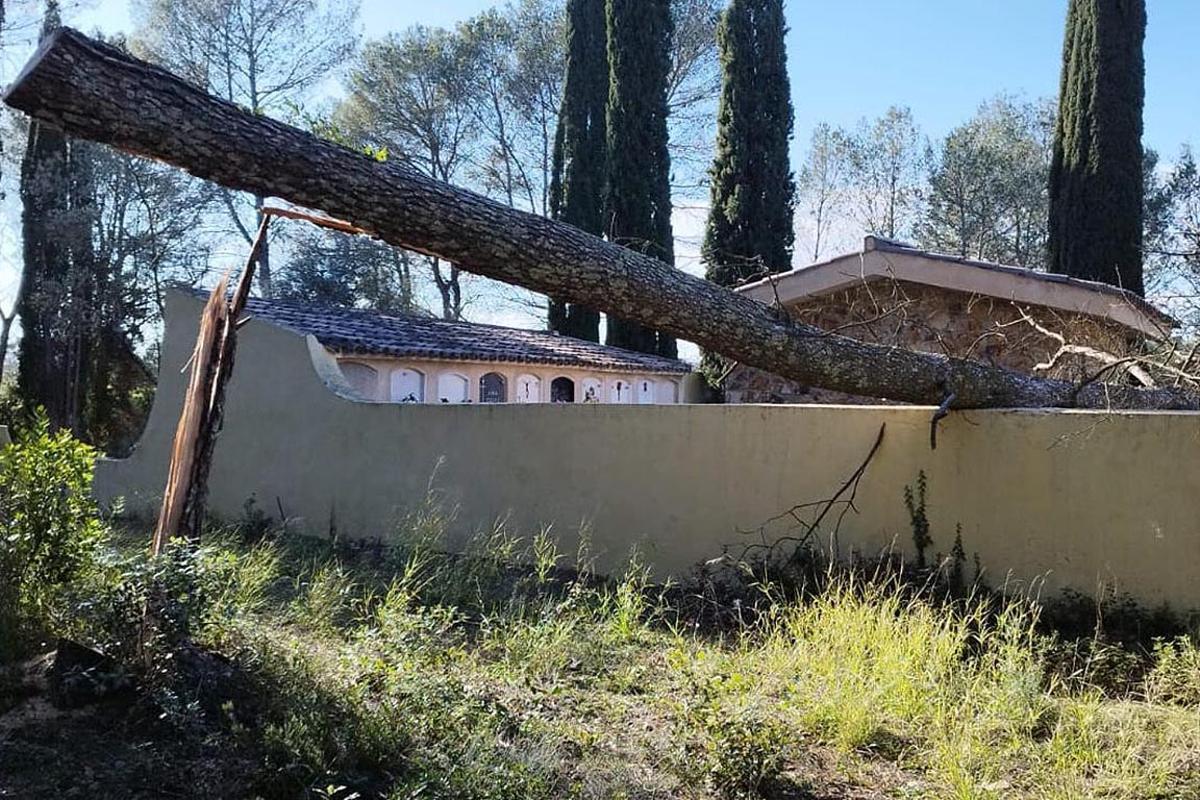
9 496 1200 799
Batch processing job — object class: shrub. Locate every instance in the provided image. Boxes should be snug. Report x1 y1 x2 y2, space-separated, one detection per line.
0 414 105 653
1144 636 1200 706
693 707 788 798
72 540 210 689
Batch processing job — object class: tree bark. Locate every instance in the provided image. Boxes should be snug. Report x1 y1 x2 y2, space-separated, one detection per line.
6 28 1197 411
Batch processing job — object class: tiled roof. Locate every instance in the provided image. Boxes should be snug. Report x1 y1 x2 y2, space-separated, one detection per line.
218 292 691 374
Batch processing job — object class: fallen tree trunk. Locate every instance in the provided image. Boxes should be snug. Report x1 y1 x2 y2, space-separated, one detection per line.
6 28 1197 410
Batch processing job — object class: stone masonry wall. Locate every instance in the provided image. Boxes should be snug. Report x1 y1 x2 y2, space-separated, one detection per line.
725 280 1145 404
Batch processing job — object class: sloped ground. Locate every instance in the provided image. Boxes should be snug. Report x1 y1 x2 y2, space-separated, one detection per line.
3 524 1200 800
0 644 264 799
0 695 248 798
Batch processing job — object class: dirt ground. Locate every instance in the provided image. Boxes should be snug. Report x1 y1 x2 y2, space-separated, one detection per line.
0 646 912 800
0 651 257 800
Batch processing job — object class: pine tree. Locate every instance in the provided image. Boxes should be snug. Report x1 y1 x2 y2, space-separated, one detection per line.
1048 0 1146 294
548 0 606 342
702 0 794 287
603 0 677 358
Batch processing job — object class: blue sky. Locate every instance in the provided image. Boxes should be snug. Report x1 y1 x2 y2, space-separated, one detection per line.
3 0 1197 352
60 0 1199 157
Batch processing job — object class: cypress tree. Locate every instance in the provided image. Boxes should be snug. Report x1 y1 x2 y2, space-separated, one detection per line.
18 0 76 429
17 0 121 437
702 0 795 287
548 0 606 342
603 0 677 358
1048 0 1146 294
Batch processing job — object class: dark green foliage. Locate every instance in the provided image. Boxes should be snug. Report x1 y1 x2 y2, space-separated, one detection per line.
688 705 788 798
1048 0 1146 294
603 0 678 358
0 414 104 654
702 0 794 287
75 541 209 684
948 526 967 594
17 2 73 431
547 0 605 342
17 16 154 449
277 227 418 315
903 471 932 569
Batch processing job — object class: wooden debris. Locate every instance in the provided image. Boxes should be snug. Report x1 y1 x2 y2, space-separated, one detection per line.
152 218 269 553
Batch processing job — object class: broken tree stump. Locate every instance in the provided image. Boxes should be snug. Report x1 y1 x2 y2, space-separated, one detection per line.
152 218 268 552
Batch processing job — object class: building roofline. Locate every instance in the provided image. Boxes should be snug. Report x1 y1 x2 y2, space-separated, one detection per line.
173 286 692 374
735 237 1175 338
328 351 689 377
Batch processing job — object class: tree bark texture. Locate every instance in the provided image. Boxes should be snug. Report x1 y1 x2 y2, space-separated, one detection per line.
6 28 1198 410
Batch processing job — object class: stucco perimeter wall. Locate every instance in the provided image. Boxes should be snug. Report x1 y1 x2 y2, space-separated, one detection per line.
96 292 1200 610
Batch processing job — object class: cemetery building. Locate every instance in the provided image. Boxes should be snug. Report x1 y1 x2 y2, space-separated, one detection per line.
224 291 695 405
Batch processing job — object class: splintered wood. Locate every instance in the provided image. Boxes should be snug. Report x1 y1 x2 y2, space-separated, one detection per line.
152 218 269 554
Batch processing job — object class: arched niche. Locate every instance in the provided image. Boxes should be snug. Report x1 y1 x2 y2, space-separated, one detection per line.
580 378 603 403
390 367 425 403
437 372 470 403
515 374 542 403
551 376 575 403
609 378 631 404
339 361 379 399
480 372 508 403
636 377 656 404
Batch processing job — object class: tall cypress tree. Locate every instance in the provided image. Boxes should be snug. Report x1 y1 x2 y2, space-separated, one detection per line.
1048 0 1146 294
17 0 120 436
702 0 794 287
603 0 677 358
548 0 606 342
18 0 76 429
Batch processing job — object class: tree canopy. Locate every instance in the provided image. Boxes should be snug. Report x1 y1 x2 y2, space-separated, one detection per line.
1048 0 1147 294
701 0 794 287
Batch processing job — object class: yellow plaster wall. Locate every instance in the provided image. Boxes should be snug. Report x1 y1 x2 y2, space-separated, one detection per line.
95 290 1200 610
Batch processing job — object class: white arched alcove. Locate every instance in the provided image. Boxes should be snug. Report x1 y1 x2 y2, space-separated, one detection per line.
515 374 542 403
581 378 603 404
390 367 425 403
656 380 680 404
437 372 470 403
339 361 379 399
609 379 631 404
637 377 656 404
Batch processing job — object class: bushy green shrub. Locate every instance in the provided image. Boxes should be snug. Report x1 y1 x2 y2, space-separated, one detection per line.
691 706 788 798
70 540 211 695
1144 636 1200 706
0 414 105 654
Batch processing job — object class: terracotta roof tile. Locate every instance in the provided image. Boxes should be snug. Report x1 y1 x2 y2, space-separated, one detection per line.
221 292 691 374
